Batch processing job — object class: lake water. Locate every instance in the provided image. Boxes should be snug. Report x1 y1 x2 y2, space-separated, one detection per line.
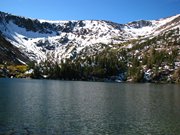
0 79 180 135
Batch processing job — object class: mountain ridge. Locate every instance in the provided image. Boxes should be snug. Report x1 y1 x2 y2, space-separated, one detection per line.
0 11 179 63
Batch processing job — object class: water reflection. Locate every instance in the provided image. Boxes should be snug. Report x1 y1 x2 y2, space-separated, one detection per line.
0 79 180 134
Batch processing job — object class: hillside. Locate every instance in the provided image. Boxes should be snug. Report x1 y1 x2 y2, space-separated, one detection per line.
0 11 180 82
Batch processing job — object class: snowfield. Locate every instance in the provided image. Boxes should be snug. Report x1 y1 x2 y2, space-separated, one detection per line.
0 11 179 63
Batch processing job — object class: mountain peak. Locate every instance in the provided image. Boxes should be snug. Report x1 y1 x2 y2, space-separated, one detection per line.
127 20 153 28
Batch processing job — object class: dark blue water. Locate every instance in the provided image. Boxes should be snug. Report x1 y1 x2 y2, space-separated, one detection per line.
0 78 180 135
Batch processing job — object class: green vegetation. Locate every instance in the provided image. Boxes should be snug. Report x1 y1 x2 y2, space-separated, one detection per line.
0 64 29 78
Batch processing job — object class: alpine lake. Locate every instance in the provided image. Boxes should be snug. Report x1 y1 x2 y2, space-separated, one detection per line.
0 78 180 135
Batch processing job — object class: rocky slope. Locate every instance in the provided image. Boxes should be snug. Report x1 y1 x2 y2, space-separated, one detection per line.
0 34 29 64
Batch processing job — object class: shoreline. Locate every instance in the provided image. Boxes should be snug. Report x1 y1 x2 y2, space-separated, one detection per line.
0 77 179 84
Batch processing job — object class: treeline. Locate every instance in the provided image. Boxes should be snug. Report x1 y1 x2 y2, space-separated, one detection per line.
31 49 127 81
30 46 180 83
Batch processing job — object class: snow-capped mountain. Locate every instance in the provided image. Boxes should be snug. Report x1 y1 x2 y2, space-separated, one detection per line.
0 11 179 63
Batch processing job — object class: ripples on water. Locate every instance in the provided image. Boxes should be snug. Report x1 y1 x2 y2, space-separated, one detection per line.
0 78 180 135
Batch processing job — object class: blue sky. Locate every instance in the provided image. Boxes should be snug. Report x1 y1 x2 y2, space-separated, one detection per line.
0 0 179 23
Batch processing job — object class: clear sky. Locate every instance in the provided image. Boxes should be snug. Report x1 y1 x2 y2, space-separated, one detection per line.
0 0 179 24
